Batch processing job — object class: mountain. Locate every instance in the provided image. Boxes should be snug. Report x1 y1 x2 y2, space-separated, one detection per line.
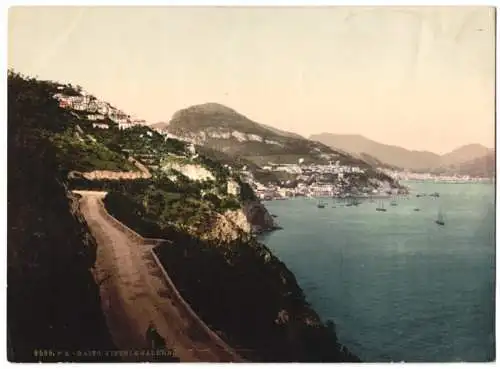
309 133 439 171
310 133 494 175
259 123 305 139
438 144 493 167
166 103 379 170
433 151 495 178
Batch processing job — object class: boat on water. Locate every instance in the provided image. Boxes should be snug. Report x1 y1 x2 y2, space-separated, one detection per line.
390 200 398 206
430 192 440 198
376 202 387 212
435 208 445 226
317 201 326 209
414 208 421 211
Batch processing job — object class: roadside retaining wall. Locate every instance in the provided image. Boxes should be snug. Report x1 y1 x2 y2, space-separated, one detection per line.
150 248 242 362
91 195 242 362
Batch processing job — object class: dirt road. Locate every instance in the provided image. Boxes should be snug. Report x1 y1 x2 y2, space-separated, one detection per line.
78 191 241 362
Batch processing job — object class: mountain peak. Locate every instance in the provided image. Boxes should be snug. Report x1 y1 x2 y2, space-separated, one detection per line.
178 102 240 116
446 143 491 154
311 132 494 175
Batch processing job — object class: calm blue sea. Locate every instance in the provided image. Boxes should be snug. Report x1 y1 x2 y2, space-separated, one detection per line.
259 181 495 362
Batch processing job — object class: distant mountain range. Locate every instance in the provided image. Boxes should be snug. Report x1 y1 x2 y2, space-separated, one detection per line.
309 133 495 177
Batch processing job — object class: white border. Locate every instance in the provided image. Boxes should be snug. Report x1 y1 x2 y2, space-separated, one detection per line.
1 1 497 369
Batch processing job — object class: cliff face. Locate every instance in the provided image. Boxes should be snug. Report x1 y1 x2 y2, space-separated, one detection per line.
187 200 278 243
189 209 250 243
242 201 278 233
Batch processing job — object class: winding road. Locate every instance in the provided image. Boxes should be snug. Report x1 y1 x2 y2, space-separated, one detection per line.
76 191 242 362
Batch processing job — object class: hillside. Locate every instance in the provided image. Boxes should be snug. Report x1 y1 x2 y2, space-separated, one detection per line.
8 73 360 362
309 133 439 170
7 71 117 362
432 151 495 178
167 103 377 169
310 133 494 176
149 121 169 130
438 144 493 167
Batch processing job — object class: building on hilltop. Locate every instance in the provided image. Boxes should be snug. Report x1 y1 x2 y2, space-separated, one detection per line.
87 114 106 121
92 123 109 129
118 122 134 130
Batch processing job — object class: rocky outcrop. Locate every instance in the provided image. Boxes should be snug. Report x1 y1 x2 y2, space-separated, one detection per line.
189 200 279 243
163 162 215 182
242 201 280 234
189 209 251 243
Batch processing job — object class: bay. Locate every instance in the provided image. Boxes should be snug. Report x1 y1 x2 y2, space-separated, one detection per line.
259 181 495 362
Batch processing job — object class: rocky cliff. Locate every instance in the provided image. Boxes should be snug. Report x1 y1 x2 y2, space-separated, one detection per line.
242 201 279 233
183 199 278 243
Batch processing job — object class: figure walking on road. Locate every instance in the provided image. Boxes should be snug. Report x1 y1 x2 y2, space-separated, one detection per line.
146 322 166 349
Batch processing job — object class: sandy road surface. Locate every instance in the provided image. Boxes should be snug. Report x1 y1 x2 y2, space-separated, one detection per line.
78 192 241 362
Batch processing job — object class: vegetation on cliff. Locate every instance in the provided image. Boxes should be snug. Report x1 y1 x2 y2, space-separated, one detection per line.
7 71 179 362
103 182 360 362
8 71 359 362
7 71 117 361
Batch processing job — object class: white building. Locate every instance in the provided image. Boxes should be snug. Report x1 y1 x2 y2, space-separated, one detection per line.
118 122 134 130
87 114 105 121
92 123 110 129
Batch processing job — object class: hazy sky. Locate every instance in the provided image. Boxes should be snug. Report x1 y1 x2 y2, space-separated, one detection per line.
8 6 495 154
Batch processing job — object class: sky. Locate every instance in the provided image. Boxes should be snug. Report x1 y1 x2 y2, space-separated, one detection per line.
8 6 496 154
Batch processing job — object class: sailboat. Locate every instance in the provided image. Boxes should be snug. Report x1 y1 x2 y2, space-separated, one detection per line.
317 200 326 209
376 201 387 212
435 208 445 226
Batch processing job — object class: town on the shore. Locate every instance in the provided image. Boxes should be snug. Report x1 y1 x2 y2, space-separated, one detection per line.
53 88 494 202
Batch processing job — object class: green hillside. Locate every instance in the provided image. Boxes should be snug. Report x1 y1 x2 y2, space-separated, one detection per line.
8 72 360 362
8 71 118 362
167 103 378 168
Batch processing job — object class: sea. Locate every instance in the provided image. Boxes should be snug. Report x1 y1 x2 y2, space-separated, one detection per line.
259 181 495 362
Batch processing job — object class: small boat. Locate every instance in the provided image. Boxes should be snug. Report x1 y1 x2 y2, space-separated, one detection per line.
435 208 445 226
430 192 440 198
414 208 420 212
390 200 398 206
376 202 387 212
317 201 326 209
